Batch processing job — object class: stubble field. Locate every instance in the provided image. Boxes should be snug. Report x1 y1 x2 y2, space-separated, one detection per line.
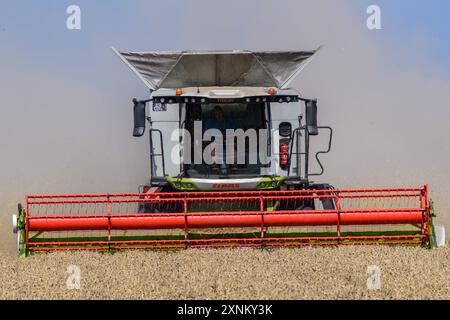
1 245 448 300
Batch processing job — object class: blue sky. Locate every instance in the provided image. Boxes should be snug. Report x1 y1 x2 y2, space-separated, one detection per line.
1 0 449 76
363 0 450 70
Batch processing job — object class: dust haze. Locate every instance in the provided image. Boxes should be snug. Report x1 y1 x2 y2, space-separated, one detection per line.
1 0 449 254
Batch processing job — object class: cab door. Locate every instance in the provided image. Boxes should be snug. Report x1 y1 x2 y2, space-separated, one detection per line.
148 100 181 178
268 101 303 178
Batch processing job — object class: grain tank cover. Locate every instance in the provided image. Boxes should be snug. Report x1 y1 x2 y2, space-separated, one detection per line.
113 48 319 91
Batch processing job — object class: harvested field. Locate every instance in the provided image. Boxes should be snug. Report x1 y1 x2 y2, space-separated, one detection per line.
1 246 448 300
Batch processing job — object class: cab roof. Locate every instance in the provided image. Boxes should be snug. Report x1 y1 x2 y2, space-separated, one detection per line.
113 48 320 91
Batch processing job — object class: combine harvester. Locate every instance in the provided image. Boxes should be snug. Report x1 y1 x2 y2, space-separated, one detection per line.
12 49 445 255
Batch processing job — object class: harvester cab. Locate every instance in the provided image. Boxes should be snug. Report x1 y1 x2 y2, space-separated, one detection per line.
115 49 334 198
12 48 444 255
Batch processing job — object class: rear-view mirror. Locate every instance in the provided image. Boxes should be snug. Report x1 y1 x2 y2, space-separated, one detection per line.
306 99 319 136
133 98 146 137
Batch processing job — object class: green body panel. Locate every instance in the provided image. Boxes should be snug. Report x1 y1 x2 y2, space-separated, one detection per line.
255 177 284 190
167 177 198 191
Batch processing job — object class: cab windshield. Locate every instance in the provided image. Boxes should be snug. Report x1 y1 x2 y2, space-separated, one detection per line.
183 102 269 178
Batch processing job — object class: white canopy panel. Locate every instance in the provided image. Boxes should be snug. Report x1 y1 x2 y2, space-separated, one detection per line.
113 48 320 91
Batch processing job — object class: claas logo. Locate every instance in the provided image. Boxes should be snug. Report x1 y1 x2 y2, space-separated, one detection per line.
212 184 240 189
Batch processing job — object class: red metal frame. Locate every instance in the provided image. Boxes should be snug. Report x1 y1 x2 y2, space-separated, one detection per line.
24 186 430 252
